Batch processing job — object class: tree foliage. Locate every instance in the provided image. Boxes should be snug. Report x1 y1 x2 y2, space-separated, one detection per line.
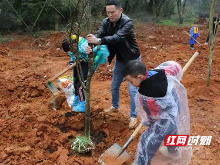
0 0 216 31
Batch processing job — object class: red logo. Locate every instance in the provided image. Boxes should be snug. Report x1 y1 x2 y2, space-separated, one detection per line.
164 135 189 146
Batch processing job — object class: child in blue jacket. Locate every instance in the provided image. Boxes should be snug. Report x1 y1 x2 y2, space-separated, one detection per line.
62 35 109 112
189 22 200 50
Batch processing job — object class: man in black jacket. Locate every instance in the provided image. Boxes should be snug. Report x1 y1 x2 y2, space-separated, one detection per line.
205 13 220 45
85 0 141 129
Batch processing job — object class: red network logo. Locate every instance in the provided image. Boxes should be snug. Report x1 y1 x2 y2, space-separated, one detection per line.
164 135 189 146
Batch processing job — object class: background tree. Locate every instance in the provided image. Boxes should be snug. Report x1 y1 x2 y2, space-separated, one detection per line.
176 0 187 24
207 0 218 87
0 0 218 31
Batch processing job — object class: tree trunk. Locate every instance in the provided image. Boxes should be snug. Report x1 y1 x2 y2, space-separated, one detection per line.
176 0 187 24
179 14 183 24
124 0 129 12
55 14 59 31
85 43 95 138
131 0 140 13
153 2 157 22
207 0 217 86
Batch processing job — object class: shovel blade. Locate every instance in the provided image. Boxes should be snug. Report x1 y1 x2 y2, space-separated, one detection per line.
47 80 59 95
99 143 131 165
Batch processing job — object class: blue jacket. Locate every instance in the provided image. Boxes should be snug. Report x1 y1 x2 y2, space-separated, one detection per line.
69 37 110 71
189 26 200 44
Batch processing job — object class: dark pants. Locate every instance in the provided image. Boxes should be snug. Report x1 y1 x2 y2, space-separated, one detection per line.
206 27 218 43
73 61 88 101
137 119 178 165
190 44 194 48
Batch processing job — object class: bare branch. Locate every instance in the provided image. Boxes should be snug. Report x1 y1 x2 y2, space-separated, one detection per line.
4 0 35 37
31 0 48 32
49 3 66 19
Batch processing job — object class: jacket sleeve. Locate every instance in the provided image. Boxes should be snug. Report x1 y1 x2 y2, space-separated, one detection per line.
100 20 133 45
190 26 194 36
95 19 107 38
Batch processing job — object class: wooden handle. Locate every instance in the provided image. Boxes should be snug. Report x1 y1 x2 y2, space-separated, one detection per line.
131 123 143 139
184 31 202 45
49 62 76 82
182 51 200 74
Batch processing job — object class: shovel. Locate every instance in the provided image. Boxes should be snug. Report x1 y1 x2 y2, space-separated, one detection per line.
99 123 143 165
47 62 77 95
184 31 202 45
99 51 200 165
184 31 207 50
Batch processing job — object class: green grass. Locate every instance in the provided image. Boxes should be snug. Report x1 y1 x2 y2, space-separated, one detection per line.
157 19 196 27
0 35 12 44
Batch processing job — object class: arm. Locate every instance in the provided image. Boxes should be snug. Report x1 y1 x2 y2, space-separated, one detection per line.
87 20 134 45
190 27 194 37
95 19 107 38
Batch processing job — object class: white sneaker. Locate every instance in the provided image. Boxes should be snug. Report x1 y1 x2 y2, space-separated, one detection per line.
204 42 208 45
104 106 119 113
129 117 137 129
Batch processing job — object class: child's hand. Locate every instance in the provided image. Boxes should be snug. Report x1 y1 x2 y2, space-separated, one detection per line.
85 46 93 54
67 61 74 66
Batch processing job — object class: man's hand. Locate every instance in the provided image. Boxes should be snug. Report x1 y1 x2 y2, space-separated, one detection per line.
85 45 93 55
107 64 112 72
87 34 100 44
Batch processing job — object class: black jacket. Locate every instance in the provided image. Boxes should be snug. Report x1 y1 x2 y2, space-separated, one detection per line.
95 14 140 64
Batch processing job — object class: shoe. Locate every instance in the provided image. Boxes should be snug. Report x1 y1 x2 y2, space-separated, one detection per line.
72 101 86 112
204 42 208 45
129 117 137 129
104 106 119 113
190 47 195 50
159 146 181 159
72 95 80 107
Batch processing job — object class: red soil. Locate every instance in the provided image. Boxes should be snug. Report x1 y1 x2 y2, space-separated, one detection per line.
0 24 219 165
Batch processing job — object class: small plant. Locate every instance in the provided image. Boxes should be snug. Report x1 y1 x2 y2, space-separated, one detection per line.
71 136 94 154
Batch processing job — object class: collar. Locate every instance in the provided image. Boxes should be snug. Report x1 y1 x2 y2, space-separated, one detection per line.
110 13 122 27
138 69 168 97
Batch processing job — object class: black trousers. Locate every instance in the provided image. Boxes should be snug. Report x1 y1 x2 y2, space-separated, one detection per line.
73 61 88 101
206 27 218 43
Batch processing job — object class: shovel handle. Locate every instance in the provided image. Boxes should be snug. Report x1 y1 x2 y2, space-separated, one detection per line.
48 59 84 82
184 31 202 45
49 62 77 82
131 123 143 139
182 51 199 74
116 122 143 158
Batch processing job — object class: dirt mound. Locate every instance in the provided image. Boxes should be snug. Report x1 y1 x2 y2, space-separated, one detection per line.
198 17 208 25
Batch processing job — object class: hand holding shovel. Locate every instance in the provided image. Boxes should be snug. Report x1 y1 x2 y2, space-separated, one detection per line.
47 60 82 95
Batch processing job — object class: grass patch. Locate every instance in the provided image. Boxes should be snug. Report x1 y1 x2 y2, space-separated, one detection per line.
157 19 196 27
0 35 12 44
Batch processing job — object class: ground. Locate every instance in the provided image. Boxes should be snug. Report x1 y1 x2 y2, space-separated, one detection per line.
0 23 220 165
